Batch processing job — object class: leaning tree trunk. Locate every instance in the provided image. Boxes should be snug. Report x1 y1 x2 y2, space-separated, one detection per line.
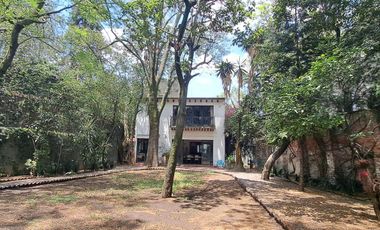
261 139 290 180
162 83 188 198
161 0 196 198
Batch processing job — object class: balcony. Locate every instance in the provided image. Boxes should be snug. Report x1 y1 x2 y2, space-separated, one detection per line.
170 116 215 131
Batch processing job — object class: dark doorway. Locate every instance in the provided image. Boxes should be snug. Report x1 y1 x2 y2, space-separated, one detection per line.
136 138 148 162
182 140 213 165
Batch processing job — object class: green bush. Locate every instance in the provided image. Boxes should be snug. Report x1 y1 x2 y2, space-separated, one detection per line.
25 159 37 176
226 155 235 169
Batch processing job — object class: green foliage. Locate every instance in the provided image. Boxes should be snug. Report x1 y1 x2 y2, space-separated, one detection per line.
25 159 37 176
226 155 235 169
0 8 133 174
236 0 379 145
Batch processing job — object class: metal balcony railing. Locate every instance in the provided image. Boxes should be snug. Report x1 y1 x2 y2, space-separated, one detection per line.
170 116 215 128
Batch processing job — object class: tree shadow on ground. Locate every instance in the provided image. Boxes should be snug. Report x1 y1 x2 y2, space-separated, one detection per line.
239 177 380 229
174 178 244 211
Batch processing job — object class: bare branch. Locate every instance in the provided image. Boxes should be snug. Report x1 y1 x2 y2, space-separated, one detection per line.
35 3 78 18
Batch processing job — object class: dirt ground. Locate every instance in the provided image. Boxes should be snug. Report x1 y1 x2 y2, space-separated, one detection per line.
230 171 380 230
0 170 281 230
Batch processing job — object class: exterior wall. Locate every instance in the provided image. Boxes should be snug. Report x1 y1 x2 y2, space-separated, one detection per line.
270 110 380 191
135 98 226 166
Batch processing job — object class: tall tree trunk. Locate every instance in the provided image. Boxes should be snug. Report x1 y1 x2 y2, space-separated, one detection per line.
0 1 46 81
161 0 196 198
234 115 244 171
121 137 135 165
234 73 244 171
144 87 160 167
356 162 380 220
314 135 328 180
146 109 159 167
299 137 308 191
162 83 188 198
262 139 290 180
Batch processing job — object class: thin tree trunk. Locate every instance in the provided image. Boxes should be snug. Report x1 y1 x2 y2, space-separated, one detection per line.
161 83 188 198
0 24 23 80
299 137 307 191
234 115 244 171
234 73 244 171
0 1 46 80
262 139 290 180
161 0 196 198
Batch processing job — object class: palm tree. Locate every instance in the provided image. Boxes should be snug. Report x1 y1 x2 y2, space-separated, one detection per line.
216 61 234 99
235 59 248 104
216 60 247 171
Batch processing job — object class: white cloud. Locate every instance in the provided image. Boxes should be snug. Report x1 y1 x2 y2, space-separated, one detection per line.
222 52 248 64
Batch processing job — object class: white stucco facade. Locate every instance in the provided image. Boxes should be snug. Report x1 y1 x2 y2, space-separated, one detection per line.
135 98 225 166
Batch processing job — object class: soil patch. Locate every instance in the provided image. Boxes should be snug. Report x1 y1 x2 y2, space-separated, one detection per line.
0 170 280 230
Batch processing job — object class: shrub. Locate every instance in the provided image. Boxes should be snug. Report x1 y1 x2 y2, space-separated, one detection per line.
226 155 235 169
25 159 37 176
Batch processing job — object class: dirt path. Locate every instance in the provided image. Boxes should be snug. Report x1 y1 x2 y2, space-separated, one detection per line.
227 171 380 230
0 170 281 230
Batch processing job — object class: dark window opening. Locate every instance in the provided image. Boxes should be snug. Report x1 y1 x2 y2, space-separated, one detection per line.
172 105 214 127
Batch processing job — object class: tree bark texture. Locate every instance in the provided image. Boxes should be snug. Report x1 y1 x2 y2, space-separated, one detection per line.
144 82 161 167
161 0 196 198
234 114 244 171
314 135 328 180
356 164 380 220
0 1 45 80
161 84 188 197
299 137 308 191
146 107 159 167
261 139 290 180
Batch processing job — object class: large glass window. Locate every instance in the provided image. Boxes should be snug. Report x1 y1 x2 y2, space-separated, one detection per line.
173 105 213 126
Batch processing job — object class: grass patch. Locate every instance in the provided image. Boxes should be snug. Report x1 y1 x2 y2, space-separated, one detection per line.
26 197 38 208
113 171 208 194
173 172 205 191
48 194 77 204
113 171 164 192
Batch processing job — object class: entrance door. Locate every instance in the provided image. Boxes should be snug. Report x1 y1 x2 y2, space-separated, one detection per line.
136 138 148 162
183 141 213 165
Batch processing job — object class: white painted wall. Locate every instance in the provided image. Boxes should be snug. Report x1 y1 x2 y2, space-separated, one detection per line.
135 98 225 166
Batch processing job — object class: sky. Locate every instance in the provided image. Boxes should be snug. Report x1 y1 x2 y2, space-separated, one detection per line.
102 27 248 98
98 1 257 99
188 45 248 98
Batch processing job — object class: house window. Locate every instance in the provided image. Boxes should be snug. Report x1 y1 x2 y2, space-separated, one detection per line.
173 105 214 127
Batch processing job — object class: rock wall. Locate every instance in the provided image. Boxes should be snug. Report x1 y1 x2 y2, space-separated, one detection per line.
268 110 379 192
0 128 122 176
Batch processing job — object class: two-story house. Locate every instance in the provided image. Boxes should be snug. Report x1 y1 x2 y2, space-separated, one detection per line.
135 96 225 166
